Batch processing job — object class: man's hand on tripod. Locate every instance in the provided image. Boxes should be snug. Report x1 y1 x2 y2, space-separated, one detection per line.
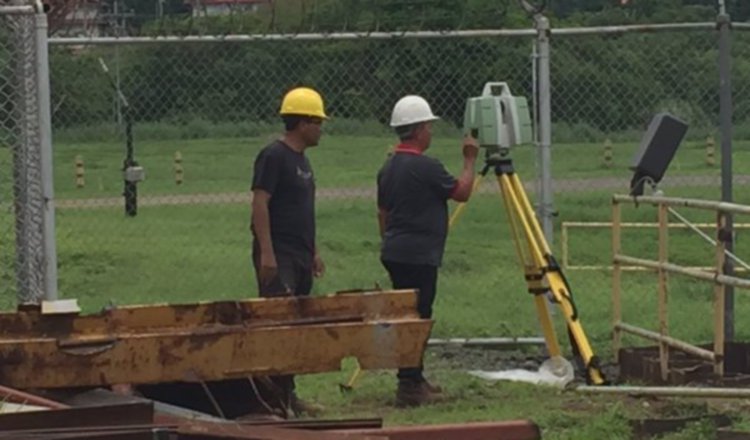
462 135 479 161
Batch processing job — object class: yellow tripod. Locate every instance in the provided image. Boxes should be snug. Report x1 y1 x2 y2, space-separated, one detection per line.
341 151 606 391
449 151 605 385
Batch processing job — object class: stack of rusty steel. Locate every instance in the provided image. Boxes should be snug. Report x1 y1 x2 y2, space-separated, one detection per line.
0 385 541 440
0 290 541 439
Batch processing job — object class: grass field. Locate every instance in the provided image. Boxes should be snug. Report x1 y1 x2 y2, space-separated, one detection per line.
48 133 750 198
5 131 750 438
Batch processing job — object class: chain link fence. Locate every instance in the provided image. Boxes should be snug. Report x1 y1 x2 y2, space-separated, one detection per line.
552 25 750 349
1 6 56 307
0 17 745 345
47 33 537 326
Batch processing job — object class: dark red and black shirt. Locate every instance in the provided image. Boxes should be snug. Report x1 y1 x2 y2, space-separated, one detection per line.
377 144 458 267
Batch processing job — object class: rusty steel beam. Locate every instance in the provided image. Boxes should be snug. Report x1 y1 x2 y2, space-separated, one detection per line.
0 320 430 388
3 290 419 336
242 418 383 430
0 402 154 430
0 291 432 388
176 420 387 440
344 421 542 440
0 425 172 440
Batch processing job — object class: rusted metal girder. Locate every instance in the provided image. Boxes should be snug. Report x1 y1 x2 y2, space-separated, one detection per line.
0 402 154 431
0 290 432 389
344 421 542 440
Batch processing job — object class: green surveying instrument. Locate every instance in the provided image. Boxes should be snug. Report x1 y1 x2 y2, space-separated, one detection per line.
455 82 606 386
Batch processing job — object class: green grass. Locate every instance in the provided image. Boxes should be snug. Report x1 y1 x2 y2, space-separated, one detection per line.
295 355 747 439
48 134 750 199
43 191 750 345
5 132 750 438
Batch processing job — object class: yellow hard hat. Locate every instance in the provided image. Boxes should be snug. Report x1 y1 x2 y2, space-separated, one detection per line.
279 87 328 119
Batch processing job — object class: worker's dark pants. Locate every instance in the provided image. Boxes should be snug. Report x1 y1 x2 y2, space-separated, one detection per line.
381 260 438 385
252 243 313 406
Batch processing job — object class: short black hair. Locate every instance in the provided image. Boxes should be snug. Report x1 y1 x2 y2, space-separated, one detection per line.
395 123 419 141
283 115 305 131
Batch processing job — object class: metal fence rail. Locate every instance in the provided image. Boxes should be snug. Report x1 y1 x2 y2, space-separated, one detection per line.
611 194 750 379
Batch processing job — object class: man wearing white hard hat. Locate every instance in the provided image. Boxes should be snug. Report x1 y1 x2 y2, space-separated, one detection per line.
376 95 479 407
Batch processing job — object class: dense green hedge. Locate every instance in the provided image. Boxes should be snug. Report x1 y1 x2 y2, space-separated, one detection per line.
49 29 750 142
43 0 750 142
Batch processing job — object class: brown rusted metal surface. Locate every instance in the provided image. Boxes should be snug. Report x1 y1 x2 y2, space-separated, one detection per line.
176 419 387 440
344 421 542 440
0 425 173 440
4 290 419 335
243 418 383 430
0 398 538 440
0 320 430 388
0 402 154 430
619 342 750 385
0 291 432 388
0 291 432 389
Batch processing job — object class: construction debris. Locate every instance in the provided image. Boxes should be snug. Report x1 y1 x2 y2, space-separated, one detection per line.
0 290 544 439
0 386 542 440
0 290 431 388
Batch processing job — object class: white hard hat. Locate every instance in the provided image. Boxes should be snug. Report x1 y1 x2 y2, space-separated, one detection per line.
389 95 440 127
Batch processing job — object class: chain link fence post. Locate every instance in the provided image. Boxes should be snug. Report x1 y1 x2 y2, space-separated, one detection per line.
717 7 734 342
3 3 57 305
534 12 554 245
35 9 58 303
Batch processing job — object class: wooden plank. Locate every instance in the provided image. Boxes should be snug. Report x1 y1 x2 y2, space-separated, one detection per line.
0 290 419 337
0 319 432 388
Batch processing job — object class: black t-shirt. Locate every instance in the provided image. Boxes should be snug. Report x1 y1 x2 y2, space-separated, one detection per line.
251 140 315 264
377 147 458 267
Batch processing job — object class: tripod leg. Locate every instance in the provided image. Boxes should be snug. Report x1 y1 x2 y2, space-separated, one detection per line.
496 175 562 358
448 172 486 229
448 169 487 229
534 295 562 357
502 173 606 385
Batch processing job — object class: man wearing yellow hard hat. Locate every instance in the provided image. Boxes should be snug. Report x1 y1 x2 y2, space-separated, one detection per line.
250 86 327 417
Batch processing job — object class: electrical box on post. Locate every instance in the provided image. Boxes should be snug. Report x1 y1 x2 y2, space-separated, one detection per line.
124 166 145 183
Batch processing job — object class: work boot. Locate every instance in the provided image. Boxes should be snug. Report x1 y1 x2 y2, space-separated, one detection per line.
290 396 325 417
395 381 443 407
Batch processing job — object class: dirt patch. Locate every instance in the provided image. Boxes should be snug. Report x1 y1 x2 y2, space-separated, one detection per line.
427 345 622 384
429 345 547 372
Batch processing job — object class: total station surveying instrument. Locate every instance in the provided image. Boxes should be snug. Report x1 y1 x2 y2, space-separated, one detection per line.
457 82 606 385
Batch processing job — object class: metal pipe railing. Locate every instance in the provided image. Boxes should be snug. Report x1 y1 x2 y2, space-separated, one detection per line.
615 322 716 361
